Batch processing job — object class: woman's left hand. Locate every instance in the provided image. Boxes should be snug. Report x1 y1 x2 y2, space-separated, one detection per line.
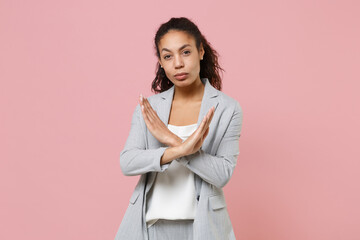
177 106 215 157
139 94 182 147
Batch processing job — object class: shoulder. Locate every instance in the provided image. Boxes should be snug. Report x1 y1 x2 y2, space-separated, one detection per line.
134 90 166 110
216 91 243 130
147 91 166 104
217 90 242 114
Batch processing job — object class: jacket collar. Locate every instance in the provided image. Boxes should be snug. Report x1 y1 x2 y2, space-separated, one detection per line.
157 77 219 127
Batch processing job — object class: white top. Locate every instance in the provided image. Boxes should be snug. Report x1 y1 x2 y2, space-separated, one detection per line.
145 123 198 228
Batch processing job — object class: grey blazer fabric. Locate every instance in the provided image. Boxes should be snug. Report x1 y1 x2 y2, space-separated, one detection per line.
115 78 243 240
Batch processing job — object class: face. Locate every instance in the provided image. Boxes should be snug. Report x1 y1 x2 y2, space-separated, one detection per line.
158 30 204 86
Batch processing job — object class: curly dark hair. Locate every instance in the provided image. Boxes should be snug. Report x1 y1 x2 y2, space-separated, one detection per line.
151 17 225 93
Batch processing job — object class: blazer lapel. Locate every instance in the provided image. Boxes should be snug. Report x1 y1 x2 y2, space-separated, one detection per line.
158 77 219 128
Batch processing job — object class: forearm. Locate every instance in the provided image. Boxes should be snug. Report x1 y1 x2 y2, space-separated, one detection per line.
165 134 183 147
176 149 238 189
120 104 177 176
160 145 184 165
120 147 171 176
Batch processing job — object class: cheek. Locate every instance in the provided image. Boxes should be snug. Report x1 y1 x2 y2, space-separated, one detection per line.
162 64 170 72
164 69 173 79
190 59 201 71
186 57 198 67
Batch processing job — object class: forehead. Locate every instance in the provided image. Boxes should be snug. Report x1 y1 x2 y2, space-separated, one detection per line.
158 30 196 50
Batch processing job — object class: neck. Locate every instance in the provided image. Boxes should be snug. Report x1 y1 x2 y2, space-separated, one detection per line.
173 77 205 102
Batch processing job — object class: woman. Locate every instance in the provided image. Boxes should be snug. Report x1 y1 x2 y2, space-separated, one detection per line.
115 17 243 240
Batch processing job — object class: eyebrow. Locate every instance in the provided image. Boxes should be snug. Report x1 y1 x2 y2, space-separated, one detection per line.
161 44 191 53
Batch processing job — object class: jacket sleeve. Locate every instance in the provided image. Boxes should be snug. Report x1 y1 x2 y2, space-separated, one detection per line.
120 104 171 176
176 101 243 188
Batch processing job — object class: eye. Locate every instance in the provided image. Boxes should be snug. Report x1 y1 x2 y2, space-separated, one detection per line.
183 50 191 55
164 55 171 60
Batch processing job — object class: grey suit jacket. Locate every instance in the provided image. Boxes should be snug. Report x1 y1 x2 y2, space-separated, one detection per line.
115 78 243 240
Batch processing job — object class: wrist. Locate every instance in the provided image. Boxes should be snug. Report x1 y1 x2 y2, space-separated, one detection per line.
173 144 186 159
166 134 183 147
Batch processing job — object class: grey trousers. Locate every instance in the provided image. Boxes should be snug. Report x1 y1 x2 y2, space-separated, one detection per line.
147 219 194 240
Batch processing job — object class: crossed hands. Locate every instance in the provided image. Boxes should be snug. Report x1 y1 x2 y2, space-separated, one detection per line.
139 94 215 158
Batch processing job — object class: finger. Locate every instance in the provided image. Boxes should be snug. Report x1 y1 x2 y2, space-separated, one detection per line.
203 126 209 139
139 94 143 105
199 107 214 137
197 113 208 135
139 95 146 113
140 104 150 124
192 112 210 143
142 97 159 125
142 97 155 124
143 97 158 121
208 106 215 123
205 107 215 127
201 107 213 132
140 102 155 131
140 103 148 123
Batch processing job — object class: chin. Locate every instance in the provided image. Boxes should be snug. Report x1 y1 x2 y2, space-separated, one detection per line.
178 76 195 83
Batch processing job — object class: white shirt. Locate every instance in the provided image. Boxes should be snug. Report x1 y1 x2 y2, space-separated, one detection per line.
145 123 198 228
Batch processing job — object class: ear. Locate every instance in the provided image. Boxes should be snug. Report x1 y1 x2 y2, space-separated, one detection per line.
158 59 162 68
199 43 205 59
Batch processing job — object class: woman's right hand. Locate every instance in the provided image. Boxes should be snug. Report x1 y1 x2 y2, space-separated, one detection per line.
178 106 215 157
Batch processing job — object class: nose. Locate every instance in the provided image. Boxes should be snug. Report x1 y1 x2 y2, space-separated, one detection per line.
174 54 184 69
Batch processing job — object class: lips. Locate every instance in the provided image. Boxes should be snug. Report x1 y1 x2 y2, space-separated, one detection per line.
174 72 188 77
174 72 188 80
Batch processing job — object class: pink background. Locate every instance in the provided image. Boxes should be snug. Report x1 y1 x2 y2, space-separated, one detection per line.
1 0 359 239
